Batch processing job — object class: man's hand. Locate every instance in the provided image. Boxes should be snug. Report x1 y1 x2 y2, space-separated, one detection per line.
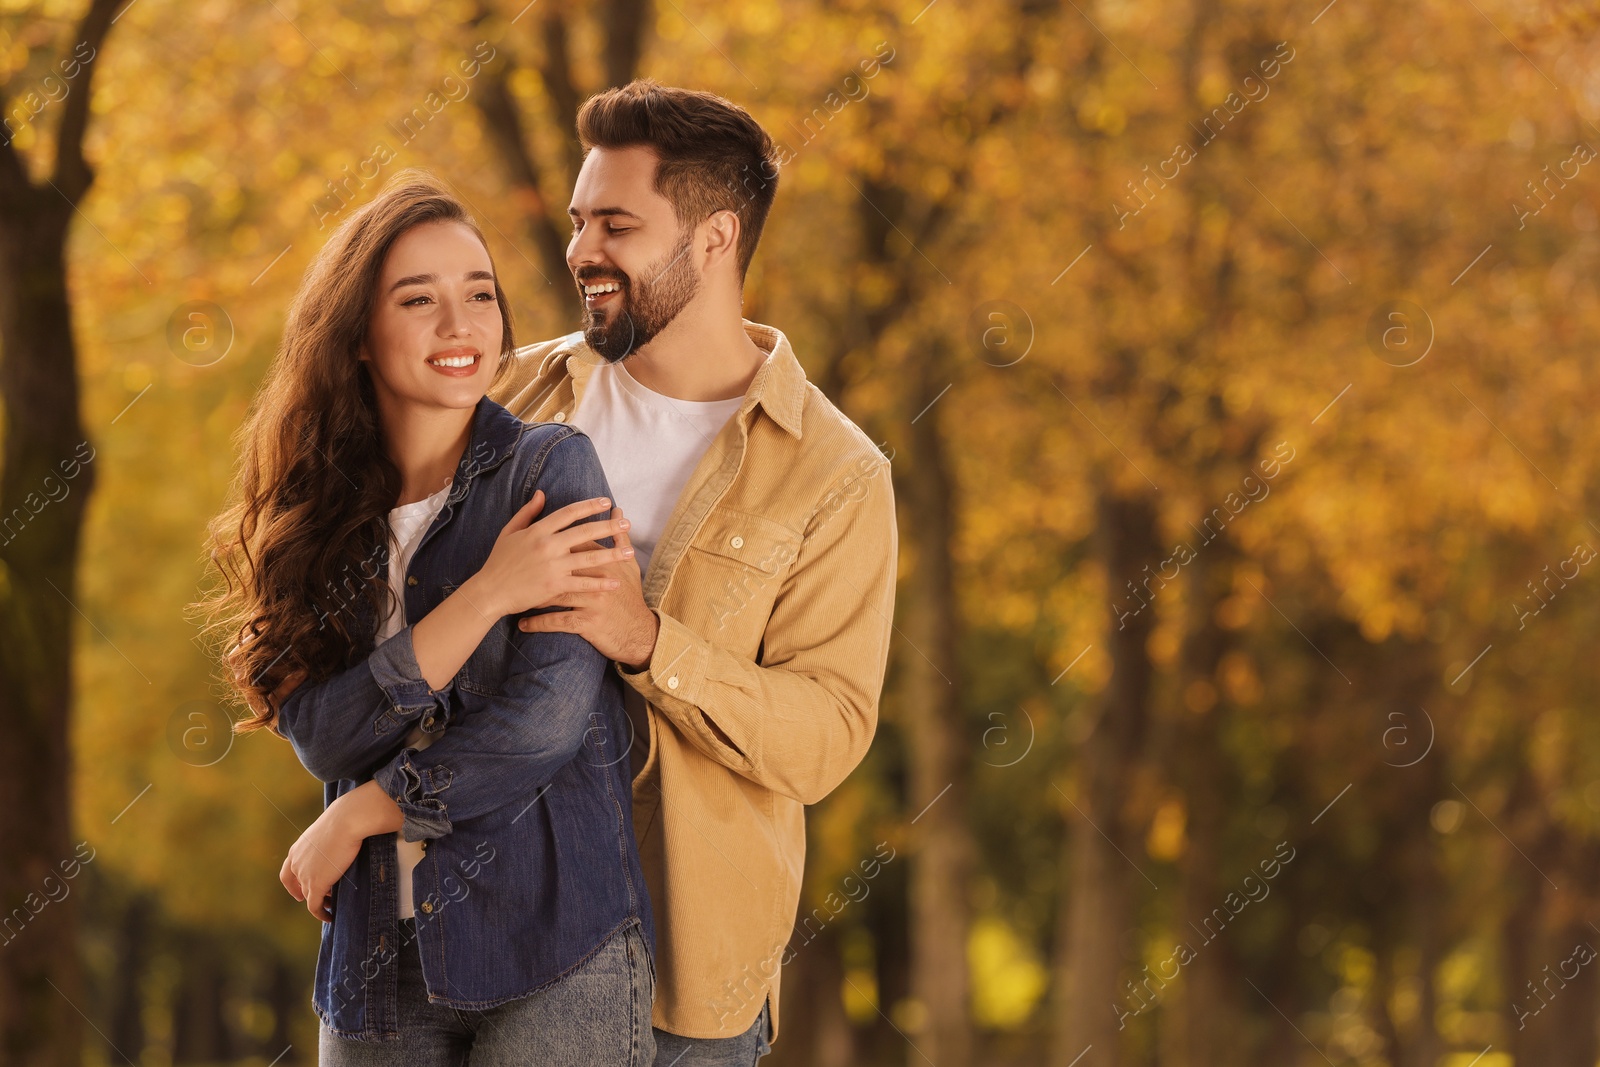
517 506 660 668
471 491 635 618
280 780 403 922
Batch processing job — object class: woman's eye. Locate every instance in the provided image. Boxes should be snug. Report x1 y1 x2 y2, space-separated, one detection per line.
471 291 496 302
402 294 432 306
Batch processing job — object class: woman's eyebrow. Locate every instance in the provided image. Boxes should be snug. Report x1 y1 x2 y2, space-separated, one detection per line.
388 270 496 292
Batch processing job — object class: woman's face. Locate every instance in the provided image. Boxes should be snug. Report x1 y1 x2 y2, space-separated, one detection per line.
361 220 503 414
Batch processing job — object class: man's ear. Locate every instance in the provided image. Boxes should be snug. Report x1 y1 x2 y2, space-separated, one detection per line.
702 208 742 271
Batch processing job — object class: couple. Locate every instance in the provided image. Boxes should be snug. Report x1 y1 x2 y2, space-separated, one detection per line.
204 81 898 1065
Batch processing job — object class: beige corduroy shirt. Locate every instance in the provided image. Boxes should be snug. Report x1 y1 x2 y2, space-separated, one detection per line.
487 320 898 1040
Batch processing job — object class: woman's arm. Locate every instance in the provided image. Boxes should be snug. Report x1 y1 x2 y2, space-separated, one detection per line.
369 431 622 842
274 491 633 784
279 779 402 921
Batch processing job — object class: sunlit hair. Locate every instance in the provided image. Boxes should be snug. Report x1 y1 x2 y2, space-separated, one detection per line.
194 170 514 733
577 79 781 279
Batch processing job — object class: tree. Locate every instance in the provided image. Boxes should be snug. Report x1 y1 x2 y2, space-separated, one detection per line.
0 1 120 1063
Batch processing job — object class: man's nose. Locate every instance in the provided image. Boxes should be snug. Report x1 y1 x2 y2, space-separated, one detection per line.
568 225 608 274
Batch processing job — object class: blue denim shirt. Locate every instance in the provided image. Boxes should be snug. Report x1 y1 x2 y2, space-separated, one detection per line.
274 397 653 1041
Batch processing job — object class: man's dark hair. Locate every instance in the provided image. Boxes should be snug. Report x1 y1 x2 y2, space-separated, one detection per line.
576 79 780 281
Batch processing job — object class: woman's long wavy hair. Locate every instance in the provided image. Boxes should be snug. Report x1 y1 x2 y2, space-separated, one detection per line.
196 170 516 733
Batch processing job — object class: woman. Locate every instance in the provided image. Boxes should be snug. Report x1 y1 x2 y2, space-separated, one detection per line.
200 171 655 1063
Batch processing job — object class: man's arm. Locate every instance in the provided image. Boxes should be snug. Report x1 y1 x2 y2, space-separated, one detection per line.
617 459 898 805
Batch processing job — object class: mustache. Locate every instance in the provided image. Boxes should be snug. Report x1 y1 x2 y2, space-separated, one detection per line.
575 270 629 288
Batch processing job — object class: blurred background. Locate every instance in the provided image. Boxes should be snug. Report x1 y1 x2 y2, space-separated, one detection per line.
5 0 1600 1064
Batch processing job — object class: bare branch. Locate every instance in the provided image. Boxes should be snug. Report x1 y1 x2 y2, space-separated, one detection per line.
537 9 583 187
473 58 572 292
600 0 649 89
53 0 122 203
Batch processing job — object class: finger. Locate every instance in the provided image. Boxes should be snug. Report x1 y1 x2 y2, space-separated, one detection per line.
518 610 585 634
281 861 303 901
575 545 635 571
307 886 332 922
547 514 631 553
611 507 634 552
553 575 620 591
531 496 613 534
501 490 547 534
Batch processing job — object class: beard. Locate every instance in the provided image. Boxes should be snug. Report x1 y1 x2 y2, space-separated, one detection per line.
580 229 700 363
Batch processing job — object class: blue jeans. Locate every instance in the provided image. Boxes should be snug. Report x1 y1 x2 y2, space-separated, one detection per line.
320 918 655 1066
652 1000 771 1066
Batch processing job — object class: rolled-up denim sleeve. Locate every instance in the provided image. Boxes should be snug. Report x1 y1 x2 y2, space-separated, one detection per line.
372 628 609 840
276 624 453 783
372 429 616 842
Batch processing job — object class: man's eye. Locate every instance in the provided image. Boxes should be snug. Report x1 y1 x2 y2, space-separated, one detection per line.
607 227 631 236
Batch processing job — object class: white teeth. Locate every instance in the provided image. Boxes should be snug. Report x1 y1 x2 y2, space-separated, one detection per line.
429 354 478 368
583 282 621 295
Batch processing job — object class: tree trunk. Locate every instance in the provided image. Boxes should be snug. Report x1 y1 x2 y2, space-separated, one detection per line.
470 0 652 322
170 936 232 1064
268 951 302 1062
0 189 90 1067
107 894 152 1060
1053 488 1160 1067
898 341 974 1067
865 851 913 1063
0 9 118 1063
1173 543 1243 1066
767 924 855 1067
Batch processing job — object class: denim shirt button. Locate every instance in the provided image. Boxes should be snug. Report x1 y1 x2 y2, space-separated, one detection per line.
420 901 434 913
406 575 419 587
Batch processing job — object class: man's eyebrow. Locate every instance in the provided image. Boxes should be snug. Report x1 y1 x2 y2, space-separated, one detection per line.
567 206 645 220
388 270 496 292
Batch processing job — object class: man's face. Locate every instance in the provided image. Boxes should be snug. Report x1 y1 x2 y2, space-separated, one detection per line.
567 145 700 362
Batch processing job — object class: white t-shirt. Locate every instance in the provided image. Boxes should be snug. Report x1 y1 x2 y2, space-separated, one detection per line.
569 361 746 579
570 361 747 775
378 482 451 919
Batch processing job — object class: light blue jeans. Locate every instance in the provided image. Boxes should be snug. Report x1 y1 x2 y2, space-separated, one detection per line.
319 918 655 1066
652 1000 772 1066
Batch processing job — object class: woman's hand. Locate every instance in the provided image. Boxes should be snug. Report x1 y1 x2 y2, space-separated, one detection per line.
280 781 404 921
465 491 635 619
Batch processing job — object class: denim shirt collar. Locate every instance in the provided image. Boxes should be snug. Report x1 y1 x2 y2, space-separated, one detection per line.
447 395 526 504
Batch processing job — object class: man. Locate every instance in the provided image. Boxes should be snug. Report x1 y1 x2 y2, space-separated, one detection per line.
487 80 898 1063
